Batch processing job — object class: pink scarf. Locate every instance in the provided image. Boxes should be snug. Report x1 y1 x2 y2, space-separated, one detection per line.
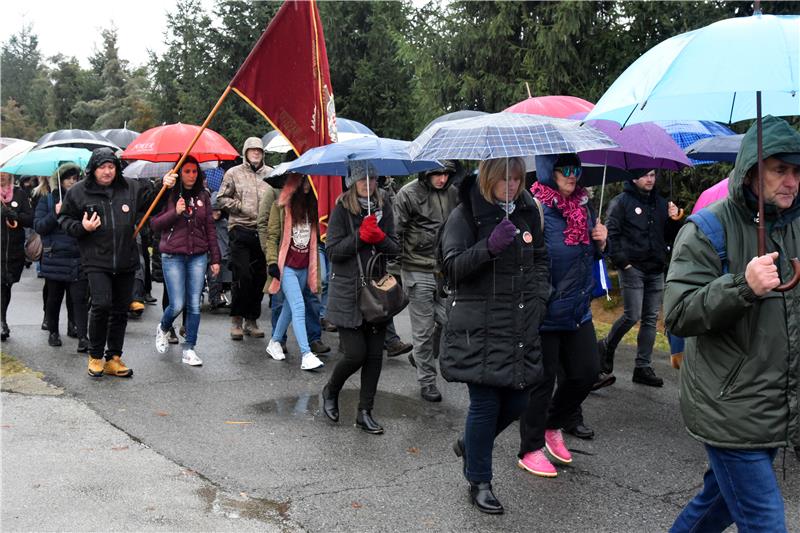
0 184 13 204
531 182 590 246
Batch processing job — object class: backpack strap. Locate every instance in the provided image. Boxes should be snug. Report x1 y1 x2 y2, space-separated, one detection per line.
687 208 728 274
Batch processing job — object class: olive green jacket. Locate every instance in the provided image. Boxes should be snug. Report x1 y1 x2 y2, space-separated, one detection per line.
664 115 800 449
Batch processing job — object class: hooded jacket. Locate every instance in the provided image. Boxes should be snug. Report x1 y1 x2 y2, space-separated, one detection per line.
394 164 459 272
1 187 33 284
59 148 151 274
664 115 800 449
438 173 550 389
216 137 273 231
33 163 83 282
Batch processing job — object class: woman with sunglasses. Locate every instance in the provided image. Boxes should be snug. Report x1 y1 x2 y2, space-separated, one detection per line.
517 153 607 478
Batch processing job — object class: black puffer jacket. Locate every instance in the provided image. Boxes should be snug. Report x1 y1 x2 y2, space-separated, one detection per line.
606 180 682 274
34 190 83 282
325 190 400 329
59 148 152 274
439 174 550 389
1 188 34 284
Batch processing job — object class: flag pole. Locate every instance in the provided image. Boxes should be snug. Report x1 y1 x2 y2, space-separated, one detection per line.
133 85 233 237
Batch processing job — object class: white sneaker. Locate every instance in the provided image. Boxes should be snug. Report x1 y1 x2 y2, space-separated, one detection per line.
266 339 286 361
182 348 203 366
300 352 324 370
155 325 169 354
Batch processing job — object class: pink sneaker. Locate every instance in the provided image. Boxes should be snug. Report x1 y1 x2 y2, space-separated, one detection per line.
517 450 557 478
545 428 573 464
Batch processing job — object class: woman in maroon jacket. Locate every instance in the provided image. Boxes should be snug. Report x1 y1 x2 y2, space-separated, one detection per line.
151 157 220 366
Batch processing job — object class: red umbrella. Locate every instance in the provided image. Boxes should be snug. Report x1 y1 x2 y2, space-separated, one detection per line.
504 95 594 118
121 123 238 163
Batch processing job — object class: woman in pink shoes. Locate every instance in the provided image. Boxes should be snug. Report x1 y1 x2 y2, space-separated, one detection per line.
439 157 550 514
517 153 607 477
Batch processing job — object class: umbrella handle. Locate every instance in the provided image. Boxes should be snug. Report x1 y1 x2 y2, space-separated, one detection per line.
5 219 17 229
670 208 685 221
774 258 800 292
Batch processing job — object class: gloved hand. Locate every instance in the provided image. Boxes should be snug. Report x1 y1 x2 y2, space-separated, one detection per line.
487 219 517 256
268 263 280 280
359 214 386 245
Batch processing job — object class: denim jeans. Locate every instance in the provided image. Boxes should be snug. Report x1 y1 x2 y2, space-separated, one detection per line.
671 446 786 533
160 253 208 348
272 266 311 354
606 266 664 368
270 286 322 343
464 384 530 482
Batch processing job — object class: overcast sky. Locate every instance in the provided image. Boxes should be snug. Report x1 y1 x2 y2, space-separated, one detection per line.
3 0 215 68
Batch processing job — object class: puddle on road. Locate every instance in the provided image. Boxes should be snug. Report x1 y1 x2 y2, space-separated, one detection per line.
197 485 290 524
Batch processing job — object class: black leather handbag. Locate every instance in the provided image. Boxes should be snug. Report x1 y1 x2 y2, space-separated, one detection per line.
356 251 409 323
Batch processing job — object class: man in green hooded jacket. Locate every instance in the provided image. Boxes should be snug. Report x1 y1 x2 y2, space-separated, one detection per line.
664 115 800 532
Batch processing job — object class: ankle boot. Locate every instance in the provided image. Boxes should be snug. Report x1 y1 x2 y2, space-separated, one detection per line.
48 332 62 347
321 384 339 422
355 409 384 434
469 481 504 514
2 322 10 341
453 437 466 477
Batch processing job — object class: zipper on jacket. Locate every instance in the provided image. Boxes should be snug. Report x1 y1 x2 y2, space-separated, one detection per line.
109 200 117 272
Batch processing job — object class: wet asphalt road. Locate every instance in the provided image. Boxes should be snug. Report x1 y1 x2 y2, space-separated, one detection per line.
2 268 798 532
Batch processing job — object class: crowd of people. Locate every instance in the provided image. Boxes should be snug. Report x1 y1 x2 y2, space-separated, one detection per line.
0 118 798 529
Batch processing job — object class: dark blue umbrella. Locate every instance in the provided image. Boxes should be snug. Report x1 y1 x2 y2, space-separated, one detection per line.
97 128 140 149
685 134 744 163
35 129 119 151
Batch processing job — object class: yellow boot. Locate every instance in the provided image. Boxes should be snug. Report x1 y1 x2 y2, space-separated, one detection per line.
88 357 104 378
104 355 133 377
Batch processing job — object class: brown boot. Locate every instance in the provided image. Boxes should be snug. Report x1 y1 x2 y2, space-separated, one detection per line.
230 316 244 340
87 356 104 378
243 319 264 338
103 355 133 377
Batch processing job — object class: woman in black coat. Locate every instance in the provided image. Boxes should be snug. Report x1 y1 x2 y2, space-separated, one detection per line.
33 163 89 351
321 163 400 435
1 172 34 341
439 157 550 514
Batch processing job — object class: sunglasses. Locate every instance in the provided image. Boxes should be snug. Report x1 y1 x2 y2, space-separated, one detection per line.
555 166 582 178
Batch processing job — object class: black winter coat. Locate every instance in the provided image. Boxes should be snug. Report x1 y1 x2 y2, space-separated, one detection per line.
439 175 550 389
1 188 34 284
59 175 151 274
325 191 400 329
34 191 83 282
606 181 681 274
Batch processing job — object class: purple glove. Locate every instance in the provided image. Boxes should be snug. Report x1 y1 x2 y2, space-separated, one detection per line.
487 219 517 256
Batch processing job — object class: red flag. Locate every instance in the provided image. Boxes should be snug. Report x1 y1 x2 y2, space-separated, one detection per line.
230 0 340 237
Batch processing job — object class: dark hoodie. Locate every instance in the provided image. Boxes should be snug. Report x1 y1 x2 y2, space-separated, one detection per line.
58 148 152 274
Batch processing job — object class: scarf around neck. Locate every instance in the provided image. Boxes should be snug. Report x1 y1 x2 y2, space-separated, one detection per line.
531 181 590 246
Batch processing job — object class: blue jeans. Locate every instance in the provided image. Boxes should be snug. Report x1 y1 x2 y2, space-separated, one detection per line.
671 446 786 533
272 266 311 354
271 286 322 343
464 384 530 482
606 266 664 368
318 245 329 319
160 253 207 348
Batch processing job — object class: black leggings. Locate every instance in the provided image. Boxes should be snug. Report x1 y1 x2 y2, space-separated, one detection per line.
0 282 11 323
328 322 387 411
519 320 600 455
45 279 88 337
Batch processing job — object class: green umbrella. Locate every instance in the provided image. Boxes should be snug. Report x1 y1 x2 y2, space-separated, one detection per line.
0 147 92 176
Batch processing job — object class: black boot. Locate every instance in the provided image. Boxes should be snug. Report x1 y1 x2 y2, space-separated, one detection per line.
598 338 614 374
67 321 78 338
48 332 62 347
77 337 90 353
1 322 9 341
453 437 466 477
321 384 339 422
355 409 384 434
632 367 664 387
469 481 504 514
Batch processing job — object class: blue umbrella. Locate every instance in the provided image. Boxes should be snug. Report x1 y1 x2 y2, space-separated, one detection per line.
656 120 736 165
263 118 376 153
0 147 92 176
685 134 745 163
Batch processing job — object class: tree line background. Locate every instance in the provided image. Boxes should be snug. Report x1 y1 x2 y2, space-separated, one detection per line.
2 0 797 208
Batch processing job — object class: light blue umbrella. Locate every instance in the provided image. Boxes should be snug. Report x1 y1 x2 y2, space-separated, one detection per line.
0 147 92 176
586 14 800 126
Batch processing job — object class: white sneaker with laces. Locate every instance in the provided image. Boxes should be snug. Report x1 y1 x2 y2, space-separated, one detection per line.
266 339 286 361
155 325 170 354
301 352 324 370
182 348 203 366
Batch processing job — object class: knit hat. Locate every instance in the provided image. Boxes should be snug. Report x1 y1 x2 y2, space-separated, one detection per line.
345 160 378 188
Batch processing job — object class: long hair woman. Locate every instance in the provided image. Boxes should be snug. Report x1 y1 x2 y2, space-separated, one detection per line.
439 157 550 514
151 156 220 366
264 173 325 371
320 162 400 435
0 172 34 341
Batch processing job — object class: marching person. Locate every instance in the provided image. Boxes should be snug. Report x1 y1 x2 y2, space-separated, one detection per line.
59 148 176 378
152 156 221 366
518 153 605 477
440 157 549 514
33 163 89 352
0 172 34 341
665 116 800 532
321 162 400 434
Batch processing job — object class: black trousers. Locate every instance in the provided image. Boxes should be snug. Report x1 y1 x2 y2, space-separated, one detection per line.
328 322 387 411
45 279 88 337
0 282 11 323
519 320 600 454
228 227 266 320
87 271 135 360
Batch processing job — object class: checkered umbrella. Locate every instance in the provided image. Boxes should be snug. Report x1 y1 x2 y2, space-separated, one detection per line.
655 120 736 165
408 112 616 162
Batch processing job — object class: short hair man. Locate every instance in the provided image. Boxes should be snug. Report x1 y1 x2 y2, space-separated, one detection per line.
664 115 800 532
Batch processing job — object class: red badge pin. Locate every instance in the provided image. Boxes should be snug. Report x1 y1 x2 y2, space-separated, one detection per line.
523 231 533 243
